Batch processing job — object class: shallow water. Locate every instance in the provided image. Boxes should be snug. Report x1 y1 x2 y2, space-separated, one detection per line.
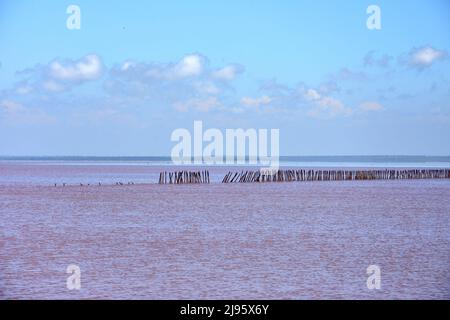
0 163 449 299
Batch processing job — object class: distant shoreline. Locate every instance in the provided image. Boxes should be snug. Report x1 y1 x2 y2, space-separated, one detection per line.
1 155 450 163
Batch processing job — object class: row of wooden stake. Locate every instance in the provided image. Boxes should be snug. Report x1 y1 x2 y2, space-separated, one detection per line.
158 170 210 184
158 169 450 184
221 169 450 183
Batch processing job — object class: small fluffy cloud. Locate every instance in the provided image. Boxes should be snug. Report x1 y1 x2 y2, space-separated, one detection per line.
49 54 103 81
303 88 351 118
359 101 383 111
407 46 448 69
307 96 351 118
171 54 204 78
8 54 104 94
212 64 244 81
116 54 236 82
304 89 321 101
116 54 207 80
121 61 134 71
241 95 272 107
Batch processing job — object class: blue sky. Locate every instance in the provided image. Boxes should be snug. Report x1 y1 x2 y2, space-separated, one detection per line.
1 0 450 156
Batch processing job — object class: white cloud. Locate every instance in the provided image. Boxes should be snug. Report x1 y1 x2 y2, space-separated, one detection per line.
359 101 383 111
112 54 208 82
111 55 242 86
241 95 272 107
212 64 243 81
171 54 203 78
408 46 448 69
105 54 245 113
301 87 351 118
121 61 134 71
8 54 104 94
308 96 351 118
49 54 103 81
304 89 321 101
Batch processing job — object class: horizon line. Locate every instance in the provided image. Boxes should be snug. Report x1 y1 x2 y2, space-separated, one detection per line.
2 155 450 160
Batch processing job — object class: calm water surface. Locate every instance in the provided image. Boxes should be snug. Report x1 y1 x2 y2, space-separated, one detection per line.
0 163 449 299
